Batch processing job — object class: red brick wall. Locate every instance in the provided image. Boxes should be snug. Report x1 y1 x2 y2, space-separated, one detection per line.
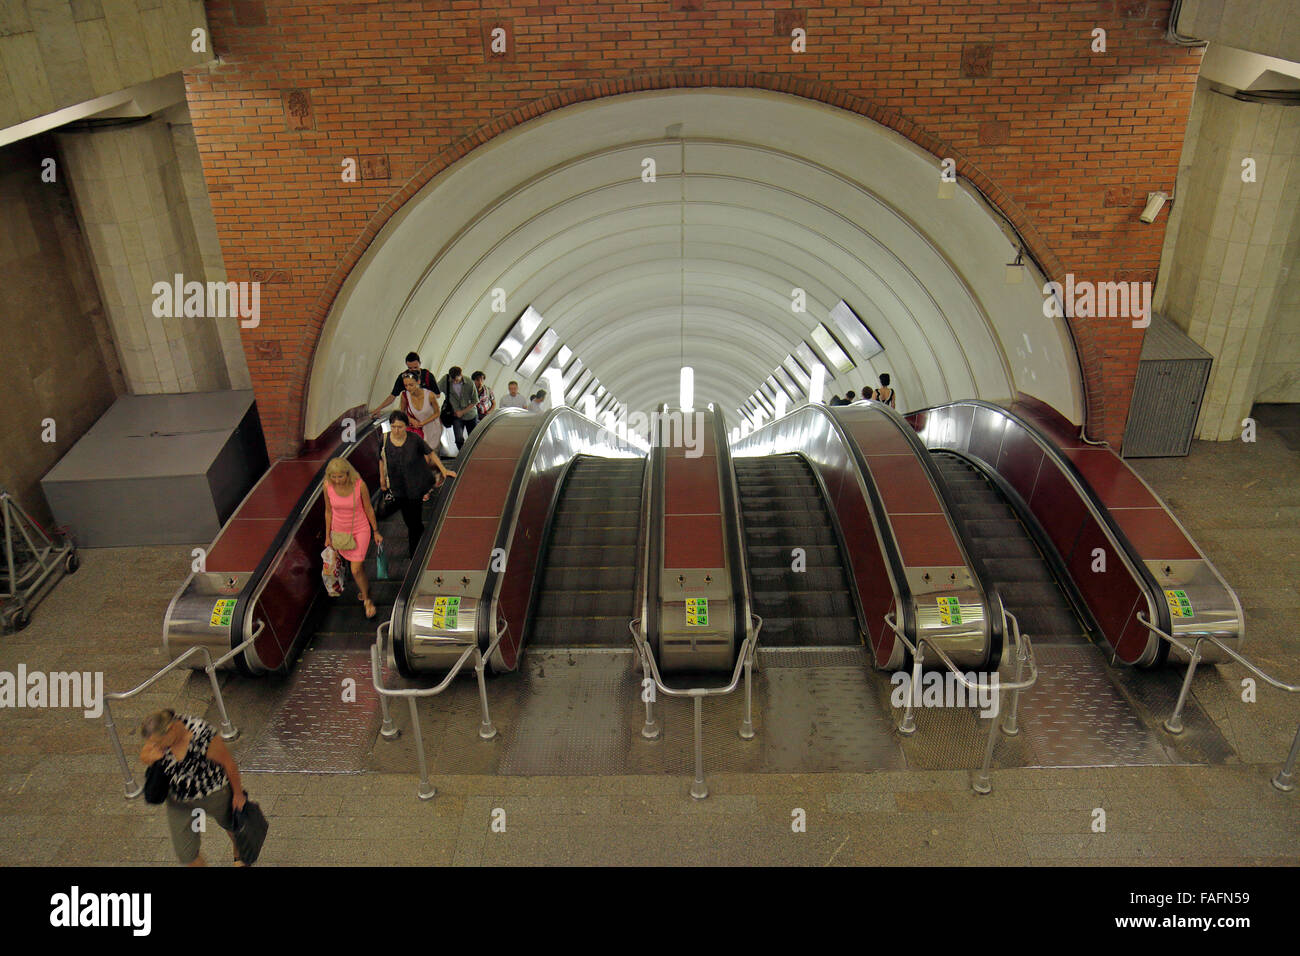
186 0 1200 457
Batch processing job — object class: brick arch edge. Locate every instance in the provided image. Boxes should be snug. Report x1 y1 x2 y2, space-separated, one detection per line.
292 71 1098 455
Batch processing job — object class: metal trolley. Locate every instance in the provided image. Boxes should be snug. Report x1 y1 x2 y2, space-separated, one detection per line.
0 488 79 633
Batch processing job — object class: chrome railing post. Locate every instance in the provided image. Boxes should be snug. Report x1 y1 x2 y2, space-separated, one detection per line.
1272 725 1299 793
740 653 755 740
473 647 497 740
898 642 923 736
203 653 238 741
974 672 1002 795
408 696 435 800
375 623 399 738
1001 611 1026 737
690 695 707 800
102 700 143 799
1164 636 1205 735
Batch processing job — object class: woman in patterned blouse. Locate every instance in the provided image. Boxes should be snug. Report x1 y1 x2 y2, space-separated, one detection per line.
140 709 247 866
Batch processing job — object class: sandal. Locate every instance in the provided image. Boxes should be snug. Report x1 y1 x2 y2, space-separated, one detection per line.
364 599 377 619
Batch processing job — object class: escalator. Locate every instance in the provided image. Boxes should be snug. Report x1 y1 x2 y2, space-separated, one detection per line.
530 455 645 648
732 454 860 647
930 452 1085 647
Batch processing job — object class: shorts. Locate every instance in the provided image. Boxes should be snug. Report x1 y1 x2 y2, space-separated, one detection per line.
166 784 235 863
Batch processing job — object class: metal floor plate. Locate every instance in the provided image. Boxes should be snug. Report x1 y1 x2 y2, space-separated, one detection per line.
241 648 381 773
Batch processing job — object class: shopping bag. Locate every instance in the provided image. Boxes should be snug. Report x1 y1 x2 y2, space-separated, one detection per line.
321 547 344 597
375 541 388 581
231 794 269 865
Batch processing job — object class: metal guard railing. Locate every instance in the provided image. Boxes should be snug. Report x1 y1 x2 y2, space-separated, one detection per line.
1136 612 1298 793
370 619 505 800
884 608 1038 794
104 621 264 799
628 615 762 799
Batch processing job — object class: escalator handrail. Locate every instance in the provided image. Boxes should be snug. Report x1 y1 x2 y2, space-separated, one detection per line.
845 399 1006 665
712 409 756 655
910 398 1196 654
629 615 763 698
733 402 917 659
480 406 646 661
390 408 531 676
230 414 383 675
635 412 660 657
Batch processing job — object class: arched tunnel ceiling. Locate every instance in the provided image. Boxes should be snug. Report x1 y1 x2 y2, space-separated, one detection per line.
307 89 1083 437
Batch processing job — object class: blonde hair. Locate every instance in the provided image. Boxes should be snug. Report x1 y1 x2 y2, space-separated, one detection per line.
141 709 176 738
324 458 360 490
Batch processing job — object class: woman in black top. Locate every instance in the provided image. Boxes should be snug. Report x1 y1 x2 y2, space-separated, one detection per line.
874 373 896 408
379 411 456 557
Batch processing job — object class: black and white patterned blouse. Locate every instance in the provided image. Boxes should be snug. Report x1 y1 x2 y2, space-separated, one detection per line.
158 715 228 801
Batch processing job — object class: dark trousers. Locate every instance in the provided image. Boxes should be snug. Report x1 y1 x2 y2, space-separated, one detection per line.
451 415 477 449
397 496 424 556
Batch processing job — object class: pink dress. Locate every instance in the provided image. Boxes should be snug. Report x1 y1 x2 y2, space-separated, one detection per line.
325 480 371 562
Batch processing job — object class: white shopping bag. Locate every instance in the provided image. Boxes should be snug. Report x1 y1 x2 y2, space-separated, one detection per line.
321 547 345 597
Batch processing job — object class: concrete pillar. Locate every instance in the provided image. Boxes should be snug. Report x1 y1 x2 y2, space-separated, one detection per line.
1156 82 1300 440
56 114 231 394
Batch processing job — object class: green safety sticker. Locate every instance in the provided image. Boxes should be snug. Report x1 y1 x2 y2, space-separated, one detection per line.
685 597 709 627
210 598 236 628
1165 589 1194 619
937 596 963 626
432 595 460 629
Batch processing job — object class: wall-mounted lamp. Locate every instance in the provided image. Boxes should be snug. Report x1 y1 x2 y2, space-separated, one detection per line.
1005 247 1025 285
1140 191 1171 224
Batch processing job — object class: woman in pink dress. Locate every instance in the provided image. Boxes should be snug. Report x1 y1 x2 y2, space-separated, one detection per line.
323 458 382 619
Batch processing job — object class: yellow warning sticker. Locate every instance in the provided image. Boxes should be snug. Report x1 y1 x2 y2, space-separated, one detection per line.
1165 589 1194 619
685 598 709 627
210 598 236 628
936 596 963 626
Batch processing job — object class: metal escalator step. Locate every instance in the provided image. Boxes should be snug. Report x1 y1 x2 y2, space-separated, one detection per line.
997 580 1072 608
552 513 640 528
551 526 637 547
951 501 1015 520
544 544 636 567
541 566 635 591
750 590 855 618
734 495 825 511
963 536 1038 558
980 557 1053 582
743 524 838 546
750 567 849 590
741 511 835 529
963 518 1024 538
1009 605 1085 641
758 616 861 647
528 617 633 646
745 544 842 567
536 590 632 618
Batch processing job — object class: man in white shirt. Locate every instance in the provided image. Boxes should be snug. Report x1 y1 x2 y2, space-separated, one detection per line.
499 380 529 411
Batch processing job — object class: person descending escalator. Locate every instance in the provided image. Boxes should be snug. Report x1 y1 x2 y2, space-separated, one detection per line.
472 370 496 419
500 380 529 410
323 458 382 619
379 411 456 558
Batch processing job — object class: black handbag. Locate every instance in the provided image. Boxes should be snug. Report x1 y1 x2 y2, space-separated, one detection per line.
231 794 269 865
375 490 399 519
143 762 170 804
439 397 456 427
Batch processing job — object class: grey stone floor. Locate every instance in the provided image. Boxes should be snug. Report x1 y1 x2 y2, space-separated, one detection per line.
1 406 1297 866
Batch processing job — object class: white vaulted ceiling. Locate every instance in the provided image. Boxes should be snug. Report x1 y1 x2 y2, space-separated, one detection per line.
305 88 1083 437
